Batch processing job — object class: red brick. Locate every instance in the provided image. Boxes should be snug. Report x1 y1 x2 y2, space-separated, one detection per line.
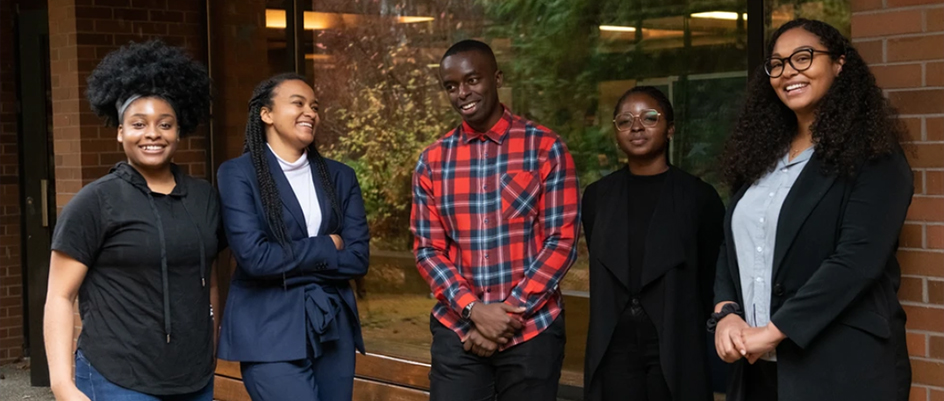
900 249 944 277
930 280 944 305
148 10 182 23
902 276 926 302
94 0 131 6
98 152 124 165
74 6 113 19
113 8 148 21
903 118 923 141
131 0 165 8
915 170 925 195
853 10 925 39
93 20 134 34
907 196 944 221
928 62 944 87
931 388 944 401
889 0 944 6
872 63 924 88
852 0 884 12
928 171 943 195
75 18 95 33
915 387 930 401
907 143 944 168
931 335 944 359
184 12 202 25
890 90 944 115
78 33 114 46
905 305 944 332
888 35 944 62
929 225 944 249
929 8 944 33
912 359 944 387
909 331 928 356
902 223 925 248
855 39 884 64
132 22 168 35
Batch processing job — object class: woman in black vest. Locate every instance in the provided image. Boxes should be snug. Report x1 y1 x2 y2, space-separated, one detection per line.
44 41 220 401
583 86 724 401
711 19 912 401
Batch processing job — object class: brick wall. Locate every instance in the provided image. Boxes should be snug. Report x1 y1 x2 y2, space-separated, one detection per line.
852 0 944 399
0 0 24 364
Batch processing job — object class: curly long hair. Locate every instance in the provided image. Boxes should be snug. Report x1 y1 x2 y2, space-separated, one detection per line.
244 73 343 248
720 19 903 190
86 40 211 136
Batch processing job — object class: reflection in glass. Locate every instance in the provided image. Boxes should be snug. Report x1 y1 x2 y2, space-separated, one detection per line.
281 0 752 384
246 0 849 389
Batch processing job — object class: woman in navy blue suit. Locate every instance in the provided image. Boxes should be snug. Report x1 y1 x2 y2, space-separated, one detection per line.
216 73 370 400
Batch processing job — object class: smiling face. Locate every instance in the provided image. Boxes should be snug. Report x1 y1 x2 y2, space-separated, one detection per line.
769 27 844 118
117 96 179 171
439 50 504 132
614 93 673 161
261 79 320 154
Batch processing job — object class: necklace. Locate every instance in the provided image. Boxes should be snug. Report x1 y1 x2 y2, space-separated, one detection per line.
789 144 811 159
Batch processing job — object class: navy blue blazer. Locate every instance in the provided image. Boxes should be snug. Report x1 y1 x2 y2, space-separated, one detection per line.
216 149 369 362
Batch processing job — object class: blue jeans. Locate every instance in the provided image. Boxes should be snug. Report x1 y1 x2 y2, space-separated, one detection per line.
75 349 213 401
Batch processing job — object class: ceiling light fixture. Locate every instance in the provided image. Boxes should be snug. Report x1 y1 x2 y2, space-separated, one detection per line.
599 25 636 32
690 11 747 21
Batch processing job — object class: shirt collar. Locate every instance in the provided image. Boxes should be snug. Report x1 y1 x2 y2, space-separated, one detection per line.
781 146 815 167
461 105 512 144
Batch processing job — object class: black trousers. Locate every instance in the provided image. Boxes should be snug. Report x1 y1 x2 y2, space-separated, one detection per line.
596 299 671 401
743 360 777 401
428 313 566 401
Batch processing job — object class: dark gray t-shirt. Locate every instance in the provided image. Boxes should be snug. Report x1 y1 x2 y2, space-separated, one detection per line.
51 162 222 395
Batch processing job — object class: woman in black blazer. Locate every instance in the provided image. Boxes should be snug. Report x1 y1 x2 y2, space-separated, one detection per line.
712 19 913 401
583 86 725 401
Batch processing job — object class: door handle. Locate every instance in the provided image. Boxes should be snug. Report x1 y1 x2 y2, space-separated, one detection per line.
41 179 48 227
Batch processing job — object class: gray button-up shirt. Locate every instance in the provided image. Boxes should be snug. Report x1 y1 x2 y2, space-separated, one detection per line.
732 147 813 361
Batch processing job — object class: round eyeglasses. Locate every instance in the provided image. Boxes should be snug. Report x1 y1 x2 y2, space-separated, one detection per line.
764 48 835 78
613 109 661 132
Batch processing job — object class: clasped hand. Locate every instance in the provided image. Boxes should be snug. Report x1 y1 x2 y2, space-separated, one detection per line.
715 314 786 364
462 302 526 357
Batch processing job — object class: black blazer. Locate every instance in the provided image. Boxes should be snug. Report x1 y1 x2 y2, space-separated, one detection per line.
583 166 724 401
715 151 913 401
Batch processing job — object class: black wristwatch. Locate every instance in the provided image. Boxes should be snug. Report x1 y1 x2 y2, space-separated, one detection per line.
707 302 743 333
461 301 476 320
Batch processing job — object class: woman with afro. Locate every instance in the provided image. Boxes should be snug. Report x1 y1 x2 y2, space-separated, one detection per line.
44 40 220 401
215 73 369 400
711 19 913 401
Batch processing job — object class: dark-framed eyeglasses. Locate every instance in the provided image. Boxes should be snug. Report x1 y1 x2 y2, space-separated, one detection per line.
613 109 662 132
764 48 835 78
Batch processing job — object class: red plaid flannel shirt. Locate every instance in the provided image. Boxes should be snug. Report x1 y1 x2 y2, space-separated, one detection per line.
411 107 580 349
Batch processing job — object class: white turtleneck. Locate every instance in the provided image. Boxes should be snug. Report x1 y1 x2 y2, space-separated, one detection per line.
268 144 322 237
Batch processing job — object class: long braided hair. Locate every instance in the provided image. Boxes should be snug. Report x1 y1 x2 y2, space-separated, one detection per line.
244 73 343 249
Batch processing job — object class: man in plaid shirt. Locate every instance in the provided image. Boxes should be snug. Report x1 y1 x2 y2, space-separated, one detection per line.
411 40 580 400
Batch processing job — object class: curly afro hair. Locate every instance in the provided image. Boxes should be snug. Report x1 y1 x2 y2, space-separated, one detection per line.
720 19 904 190
86 40 211 136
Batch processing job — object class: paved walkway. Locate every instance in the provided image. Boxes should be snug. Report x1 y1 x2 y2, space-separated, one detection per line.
0 362 55 401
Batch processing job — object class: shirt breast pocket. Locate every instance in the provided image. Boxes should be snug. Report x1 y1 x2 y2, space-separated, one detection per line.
500 171 541 220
